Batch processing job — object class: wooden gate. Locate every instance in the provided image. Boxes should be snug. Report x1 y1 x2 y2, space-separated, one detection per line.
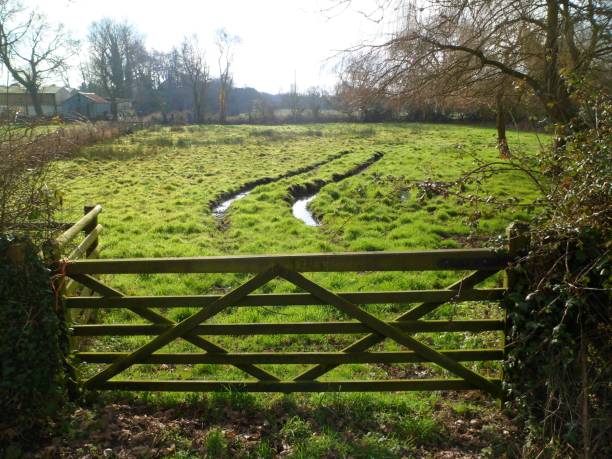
54 205 527 399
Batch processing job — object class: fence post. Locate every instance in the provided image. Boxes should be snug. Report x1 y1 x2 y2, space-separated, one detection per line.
83 205 98 257
501 222 531 405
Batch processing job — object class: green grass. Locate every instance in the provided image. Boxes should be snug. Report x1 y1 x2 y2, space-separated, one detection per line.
54 122 545 456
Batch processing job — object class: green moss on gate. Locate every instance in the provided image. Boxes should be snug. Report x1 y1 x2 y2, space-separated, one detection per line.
0 237 73 451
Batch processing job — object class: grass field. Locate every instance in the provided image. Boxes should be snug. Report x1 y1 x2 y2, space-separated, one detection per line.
55 123 545 458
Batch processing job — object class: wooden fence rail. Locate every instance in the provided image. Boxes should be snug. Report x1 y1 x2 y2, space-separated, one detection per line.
55 204 102 249
46 204 104 325
55 204 530 399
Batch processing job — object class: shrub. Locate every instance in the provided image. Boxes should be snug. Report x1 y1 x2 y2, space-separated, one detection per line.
505 228 610 457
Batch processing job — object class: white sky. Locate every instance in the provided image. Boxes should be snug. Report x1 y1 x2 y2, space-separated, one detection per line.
21 0 392 94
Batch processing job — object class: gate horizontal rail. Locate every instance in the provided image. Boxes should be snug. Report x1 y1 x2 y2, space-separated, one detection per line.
77 349 504 364
93 379 502 392
57 205 530 399
71 319 504 336
64 248 509 274
64 288 505 308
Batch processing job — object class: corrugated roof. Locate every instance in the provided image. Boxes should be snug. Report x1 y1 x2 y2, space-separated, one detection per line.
79 92 110 104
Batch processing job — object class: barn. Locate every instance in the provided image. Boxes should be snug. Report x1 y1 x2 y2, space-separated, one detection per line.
62 92 112 120
0 84 75 116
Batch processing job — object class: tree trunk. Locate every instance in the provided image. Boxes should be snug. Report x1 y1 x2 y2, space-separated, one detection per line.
496 90 510 159
541 0 578 125
193 82 206 124
201 84 207 124
110 97 118 121
219 85 226 124
580 328 591 459
28 86 43 117
192 86 201 124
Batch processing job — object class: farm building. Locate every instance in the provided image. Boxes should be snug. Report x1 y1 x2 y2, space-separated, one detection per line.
61 92 112 120
0 84 75 116
116 98 136 120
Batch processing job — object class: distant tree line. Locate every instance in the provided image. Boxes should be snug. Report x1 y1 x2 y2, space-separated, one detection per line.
6 0 607 135
78 18 340 124
0 1 337 125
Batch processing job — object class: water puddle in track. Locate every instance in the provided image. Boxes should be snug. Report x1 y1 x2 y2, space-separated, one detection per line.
212 191 251 217
292 194 320 226
210 150 352 219
211 151 383 226
288 151 384 227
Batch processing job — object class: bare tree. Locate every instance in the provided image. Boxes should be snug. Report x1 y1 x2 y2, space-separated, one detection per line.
86 18 144 119
0 1 77 116
306 86 325 120
337 0 611 133
334 54 392 121
180 35 209 124
286 73 305 122
215 28 239 124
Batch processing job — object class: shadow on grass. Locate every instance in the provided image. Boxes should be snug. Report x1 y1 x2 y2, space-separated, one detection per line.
31 390 523 458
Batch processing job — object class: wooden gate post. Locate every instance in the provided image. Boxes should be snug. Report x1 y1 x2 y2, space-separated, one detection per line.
39 237 80 399
42 237 73 341
501 222 531 405
83 205 98 257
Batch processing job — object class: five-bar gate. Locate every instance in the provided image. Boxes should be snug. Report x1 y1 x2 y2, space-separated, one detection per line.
55 205 527 398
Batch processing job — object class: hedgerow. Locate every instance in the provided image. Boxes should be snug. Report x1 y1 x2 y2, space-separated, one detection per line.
504 89 611 457
0 236 74 453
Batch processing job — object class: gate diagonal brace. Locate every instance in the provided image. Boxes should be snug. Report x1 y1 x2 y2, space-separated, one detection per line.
71 268 280 387
295 270 496 381
69 274 279 382
278 267 501 398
